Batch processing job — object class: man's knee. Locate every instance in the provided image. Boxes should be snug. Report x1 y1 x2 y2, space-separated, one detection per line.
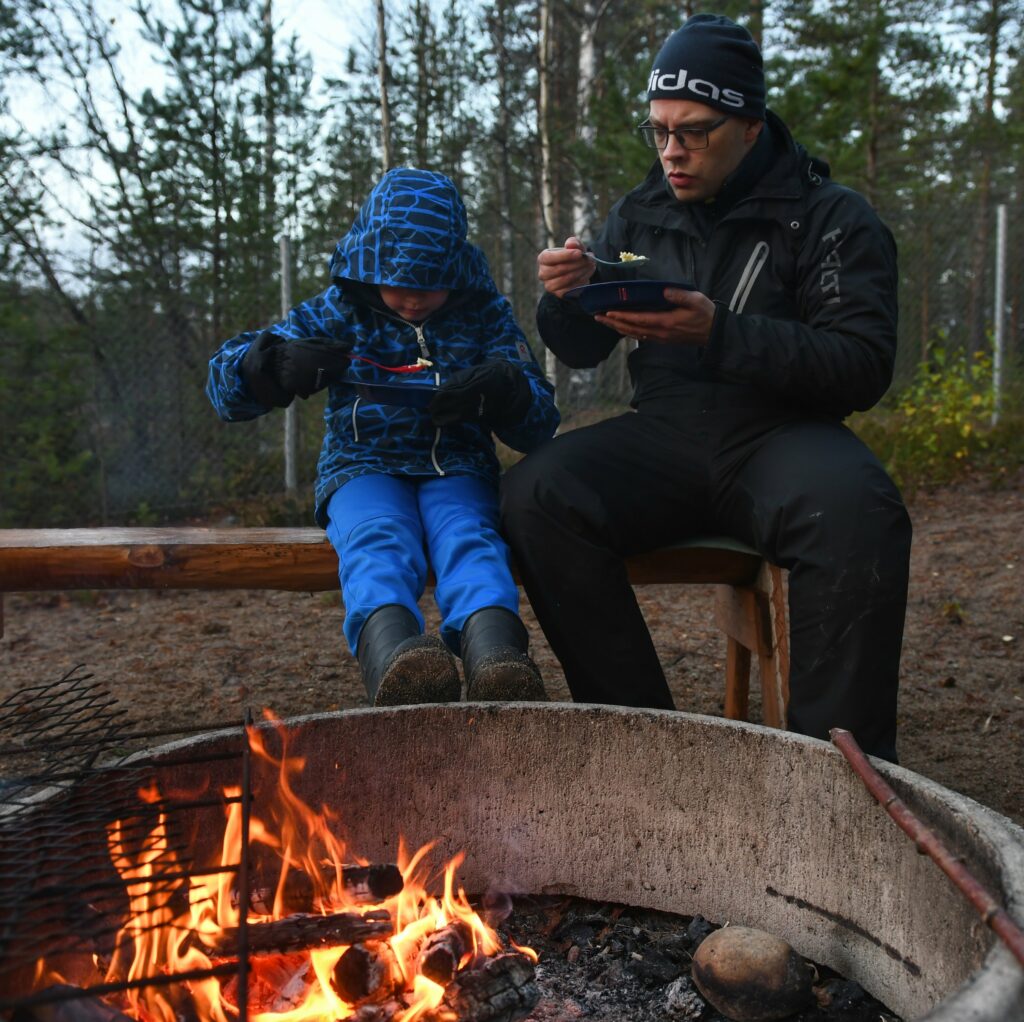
500 448 574 534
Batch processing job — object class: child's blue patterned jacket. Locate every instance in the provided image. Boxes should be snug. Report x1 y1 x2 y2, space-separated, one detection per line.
206 169 559 527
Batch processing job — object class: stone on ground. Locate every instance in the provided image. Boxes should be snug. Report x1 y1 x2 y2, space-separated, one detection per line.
690 925 814 1021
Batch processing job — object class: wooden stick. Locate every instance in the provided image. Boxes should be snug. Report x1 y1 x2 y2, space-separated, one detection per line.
199 909 393 958
233 863 404 915
830 727 1024 967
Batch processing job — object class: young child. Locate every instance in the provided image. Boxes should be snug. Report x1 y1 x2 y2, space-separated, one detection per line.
206 168 560 706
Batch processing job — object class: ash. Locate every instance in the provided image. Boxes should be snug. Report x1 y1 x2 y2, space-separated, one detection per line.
497 896 902 1022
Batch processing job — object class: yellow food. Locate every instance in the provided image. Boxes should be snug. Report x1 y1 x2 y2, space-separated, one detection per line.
619 251 644 262
416 357 434 368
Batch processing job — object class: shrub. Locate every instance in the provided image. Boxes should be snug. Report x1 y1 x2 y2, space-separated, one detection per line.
851 347 1023 494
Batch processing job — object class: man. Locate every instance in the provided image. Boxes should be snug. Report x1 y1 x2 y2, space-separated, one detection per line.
500 13 912 761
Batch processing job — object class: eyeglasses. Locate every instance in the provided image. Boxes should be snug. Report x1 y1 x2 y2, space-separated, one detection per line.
638 116 730 151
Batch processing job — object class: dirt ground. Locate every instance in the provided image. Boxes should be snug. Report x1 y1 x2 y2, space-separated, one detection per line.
1 473 1021 828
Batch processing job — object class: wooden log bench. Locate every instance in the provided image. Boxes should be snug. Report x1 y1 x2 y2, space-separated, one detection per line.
0 528 789 728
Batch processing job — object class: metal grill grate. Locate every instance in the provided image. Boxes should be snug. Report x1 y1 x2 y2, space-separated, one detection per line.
0 667 252 1018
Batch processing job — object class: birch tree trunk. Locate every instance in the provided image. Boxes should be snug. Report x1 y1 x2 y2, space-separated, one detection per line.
570 0 603 240
377 0 394 172
537 0 558 382
262 0 276 324
492 0 515 295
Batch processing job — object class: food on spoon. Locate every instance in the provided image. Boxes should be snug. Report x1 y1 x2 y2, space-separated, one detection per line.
618 251 644 262
415 357 433 368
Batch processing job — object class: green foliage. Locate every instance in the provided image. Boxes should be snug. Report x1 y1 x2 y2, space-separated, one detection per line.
0 284 102 526
851 346 1023 493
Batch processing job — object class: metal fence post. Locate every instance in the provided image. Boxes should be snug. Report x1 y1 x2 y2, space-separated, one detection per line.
280 235 298 493
992 204 1007 427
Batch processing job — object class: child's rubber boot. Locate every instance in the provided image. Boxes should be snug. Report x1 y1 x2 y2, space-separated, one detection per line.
460 606 547 702
357 604 461 706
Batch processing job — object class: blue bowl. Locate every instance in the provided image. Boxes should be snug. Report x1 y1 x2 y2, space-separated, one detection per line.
353 379 439 409
564 279 697 314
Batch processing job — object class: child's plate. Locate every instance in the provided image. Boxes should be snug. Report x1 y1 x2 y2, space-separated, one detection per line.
353 379 439 409
564 279 697 314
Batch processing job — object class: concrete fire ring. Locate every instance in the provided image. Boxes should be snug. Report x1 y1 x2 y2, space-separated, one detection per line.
151 704 1024 1021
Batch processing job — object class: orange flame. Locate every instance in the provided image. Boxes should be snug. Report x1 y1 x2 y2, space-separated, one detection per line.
51 718 535 1022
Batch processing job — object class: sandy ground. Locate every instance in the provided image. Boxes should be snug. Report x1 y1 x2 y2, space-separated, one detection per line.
1 474 1021 827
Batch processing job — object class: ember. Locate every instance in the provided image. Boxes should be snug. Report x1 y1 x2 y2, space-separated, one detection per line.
498 896 903 1022
491 901 901 1019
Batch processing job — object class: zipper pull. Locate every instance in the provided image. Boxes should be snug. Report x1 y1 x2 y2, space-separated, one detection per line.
413 324 430 359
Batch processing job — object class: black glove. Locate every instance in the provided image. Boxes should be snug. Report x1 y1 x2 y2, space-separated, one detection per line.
241 332 352 407
428 361 532 429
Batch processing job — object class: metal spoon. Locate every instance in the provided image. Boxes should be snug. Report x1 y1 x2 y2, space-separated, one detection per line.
552 247 650 268
590 253 650 268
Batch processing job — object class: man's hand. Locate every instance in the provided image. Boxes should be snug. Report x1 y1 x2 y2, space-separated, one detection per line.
241 332 352 407
537 236 596 297
429 361 532 430
595 287 717 347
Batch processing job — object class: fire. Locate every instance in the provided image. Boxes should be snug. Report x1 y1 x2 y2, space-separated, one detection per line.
35 718 533 1022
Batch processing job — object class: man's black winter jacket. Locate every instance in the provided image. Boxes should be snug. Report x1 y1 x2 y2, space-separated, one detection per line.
538 111 898 421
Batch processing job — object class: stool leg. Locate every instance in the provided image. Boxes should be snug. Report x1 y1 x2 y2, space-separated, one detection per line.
716 584 756 722
716 578 788 730
755 564 789 729
724 637 751 720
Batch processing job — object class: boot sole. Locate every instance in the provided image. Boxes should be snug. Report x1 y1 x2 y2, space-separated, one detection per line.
374 641 462 706
465 650 548 702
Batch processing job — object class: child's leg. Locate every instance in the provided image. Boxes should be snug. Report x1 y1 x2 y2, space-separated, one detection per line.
416 475 518 650
418 476 545 701
325 476 460 705
325 475 428 653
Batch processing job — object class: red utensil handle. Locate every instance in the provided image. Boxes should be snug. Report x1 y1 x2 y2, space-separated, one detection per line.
348 354 430 374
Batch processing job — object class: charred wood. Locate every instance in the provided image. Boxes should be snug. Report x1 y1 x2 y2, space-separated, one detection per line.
233 863 403 914
349 998 405 1022
11 987 136 1022
198 909 393 957
220 953 310 1013
424 952 539 1022
330 941 398 1003
418 920 473 985
341 864 404 904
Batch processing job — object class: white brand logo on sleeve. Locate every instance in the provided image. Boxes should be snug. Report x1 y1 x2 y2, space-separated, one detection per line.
647 68 745 108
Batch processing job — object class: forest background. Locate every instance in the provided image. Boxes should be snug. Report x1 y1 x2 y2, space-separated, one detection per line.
1 0 1023 527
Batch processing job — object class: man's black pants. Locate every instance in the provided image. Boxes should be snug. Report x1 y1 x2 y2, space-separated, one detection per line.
500 397 912 762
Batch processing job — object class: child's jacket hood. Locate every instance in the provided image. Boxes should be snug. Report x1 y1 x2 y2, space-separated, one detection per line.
329 168 492 293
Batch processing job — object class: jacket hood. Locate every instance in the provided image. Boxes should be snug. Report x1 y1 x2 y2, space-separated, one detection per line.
330 168 494 293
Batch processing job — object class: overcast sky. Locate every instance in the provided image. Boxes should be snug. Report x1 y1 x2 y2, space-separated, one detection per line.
108 0 362 96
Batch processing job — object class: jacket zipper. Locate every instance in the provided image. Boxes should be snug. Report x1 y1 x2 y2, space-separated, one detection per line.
351 397 361 442
729 241 770 313
412 323 445 477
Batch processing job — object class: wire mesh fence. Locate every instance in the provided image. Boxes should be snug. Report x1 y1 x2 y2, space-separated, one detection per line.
2 201 1020 527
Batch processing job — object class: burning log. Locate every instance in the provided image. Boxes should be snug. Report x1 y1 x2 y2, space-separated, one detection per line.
424 952 539 1022
233 863 404 914
198 908 393 957
220 952 311 1014
330 941 399 1003
349 999 406 1022
418 920 473 985
341 863 405 904
11 987 136 1022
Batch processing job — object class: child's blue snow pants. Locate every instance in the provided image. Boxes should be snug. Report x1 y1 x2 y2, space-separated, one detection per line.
325 473 520 655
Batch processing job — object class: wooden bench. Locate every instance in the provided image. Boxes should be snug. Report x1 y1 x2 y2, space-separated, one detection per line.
0 528 789 727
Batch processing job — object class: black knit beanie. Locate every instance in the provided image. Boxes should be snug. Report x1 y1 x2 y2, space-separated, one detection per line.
646 14 765 120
